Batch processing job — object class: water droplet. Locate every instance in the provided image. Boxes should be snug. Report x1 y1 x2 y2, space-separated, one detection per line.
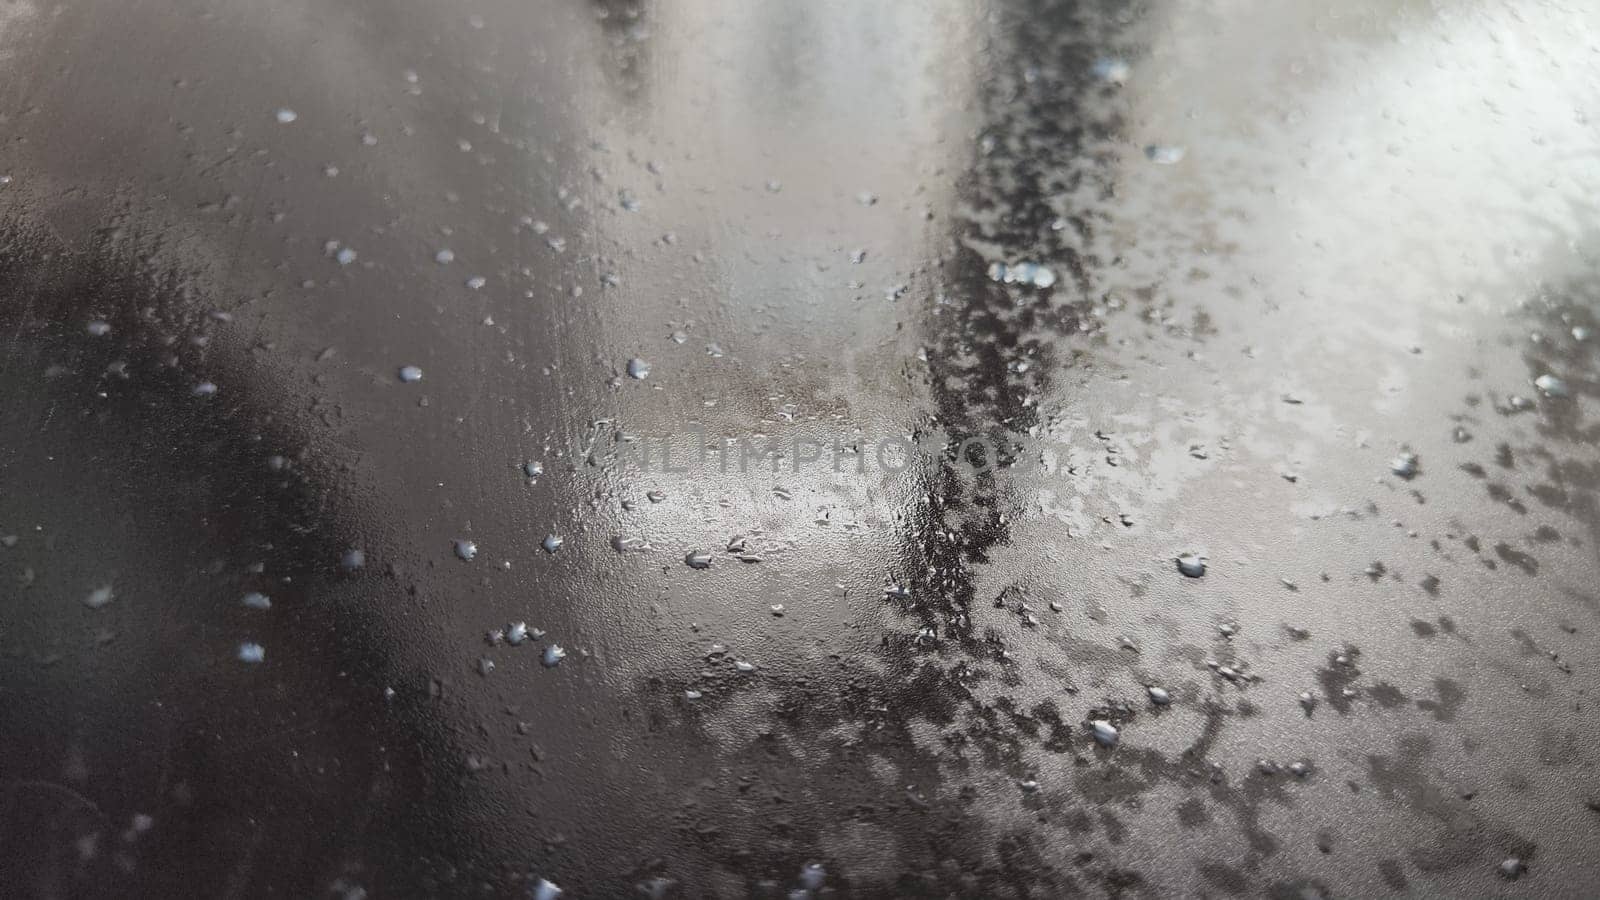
734 660 756 673
83 585 115 610
684 550 712 569
434 248 455 265
341 548 366 571
532 878 563 900
856 191 878 206
192 382 218 397
799 863 826 890
335 247 357 266
398 365 423 383
1390 452 1420 480
275 108 297 124
506 621 530 645
1498 858 1525 880
1147 686 1171 705
1176 553 1206 578
627 358 651 380
1534 373 1569 398
238 642 265 663
541 644 566 668
1091 720 1119 747
86 320 111 337
646 490 666 503
541 534 563 553
1573 326 1591 342
241 592 271 610
454 539 478 561
1145 144 1185 165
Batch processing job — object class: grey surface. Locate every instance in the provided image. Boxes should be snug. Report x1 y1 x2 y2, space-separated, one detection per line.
0 0 1598 896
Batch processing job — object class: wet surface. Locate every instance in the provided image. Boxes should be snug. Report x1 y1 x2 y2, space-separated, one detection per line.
2 0 1600 896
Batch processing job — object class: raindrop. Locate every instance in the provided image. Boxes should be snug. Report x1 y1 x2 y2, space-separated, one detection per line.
734 660 756 673
86 320 111 337
506 621 530 645
434 248 455 265
532 878 563 900
684 550 712 569
335 247 357 265
1390 452 1420 480
83 585 115 610
465 275 487 290
1573 326 1591 342
627 358 651 380
987 261 1057 289
646 490 666 503
274 108 297 124
1498 858 1525 880
238 642 265 663
541 534 563 554
241 592 271 610
1092 57 1130 83
1091 720 1119 747
454 539 478 561
1148 686 1172 705
192 382 218 397
799 863 826 890
1534 373 1569 398
341 548 366 571
1145 144 1185 165
541 644 566 668
398 365 423 383
1176 553 1206 578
